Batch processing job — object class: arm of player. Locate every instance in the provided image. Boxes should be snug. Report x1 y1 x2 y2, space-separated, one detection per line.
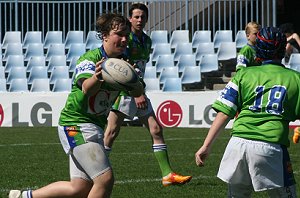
82 59 105 96
195 112 230 167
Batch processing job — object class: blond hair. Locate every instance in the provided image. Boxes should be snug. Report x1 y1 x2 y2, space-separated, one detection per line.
245 21 261 34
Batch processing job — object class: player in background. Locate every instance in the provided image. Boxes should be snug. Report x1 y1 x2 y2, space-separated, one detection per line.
9 13 136 198
195 27 299 197
103 3 192 186
236 21 261 71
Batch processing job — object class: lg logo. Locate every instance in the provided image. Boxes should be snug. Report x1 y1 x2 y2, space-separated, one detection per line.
156 100 183 127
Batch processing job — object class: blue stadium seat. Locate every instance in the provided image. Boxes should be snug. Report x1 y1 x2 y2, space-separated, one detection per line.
173 42 193 61
194 42 215 62
45 44 66 61
27 66 48 85
64 31 84 49
47 55 67 73
217 42 237 61
144 78 161 92
192 30 212 49
49 66 70 84
169 30 189 49
3 43 23 61
30 79 50 92
154 54 175 73
86 31 102 50
24 43 44 61
159 66 179 84
181 66 201 84
26 56 46 73
8 78 29 92
235 30 248 49
66 43 86 61
143 66 157 79
176 54 197 73
213 30 233 49
2 31 22 49
150 43 171 62
150 30 168 49
4 55 25 73
162 78 182 92
0 66 5 79
22 31 43 49
52 78 72 92
0 78 7 92
7 67 27 84
43 31 63 49
198 54 219 73
68 56 80 73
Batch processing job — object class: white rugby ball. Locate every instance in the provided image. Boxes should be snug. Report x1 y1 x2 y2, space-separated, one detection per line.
101 58 143 95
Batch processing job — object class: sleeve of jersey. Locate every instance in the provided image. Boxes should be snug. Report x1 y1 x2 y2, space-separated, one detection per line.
212 80 239 118
73 52 98 84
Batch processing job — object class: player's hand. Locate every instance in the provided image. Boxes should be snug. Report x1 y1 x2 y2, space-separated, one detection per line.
195 146 210 167
94 58 105 81
134 94 147 109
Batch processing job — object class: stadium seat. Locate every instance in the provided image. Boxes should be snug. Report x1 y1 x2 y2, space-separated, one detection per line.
47 55 67 73
176 54 197 73
198 54 219 73
4 55 25 73
150 30 168 49
0 66 5 79
68 56 80 73
150 43 171 62
0 78 7 92
24 43 44 61
161 78 182 92
26 56 46 73
66 43 86 61
235 30 247 49
43 31 63 49
181 66 201 84
52 78 72 92
287 53 300 71
7 67 27 84
45 44 66 61
64 31 84 49
8 78 29 92
143 66 157 79
27 66 48 85
49 66 70 84
159 66 179 84
173 42 193 61
169 30 189 49
2 31 22 49
3 43 23 61
86 31 102 50
192 30 212 49
22 31 43 49
30 79 50 92
213 30 233 49
155 54 175 73
194 42 215 62
217 42 237 61
144 78 161 92
90 43 102 50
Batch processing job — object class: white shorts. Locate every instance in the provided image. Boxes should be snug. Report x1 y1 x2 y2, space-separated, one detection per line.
58 123 111 181
112 95 153 120
217 136 296 192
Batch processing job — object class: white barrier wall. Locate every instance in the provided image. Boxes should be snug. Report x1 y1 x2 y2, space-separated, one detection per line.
0 92 299 128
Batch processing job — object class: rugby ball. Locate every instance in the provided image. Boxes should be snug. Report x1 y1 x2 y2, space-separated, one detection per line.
101 58 143 95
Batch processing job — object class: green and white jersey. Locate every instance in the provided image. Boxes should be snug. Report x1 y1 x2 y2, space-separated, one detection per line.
126 31 152 76
59 47 121 129
213 62 300 146
236 44 259 71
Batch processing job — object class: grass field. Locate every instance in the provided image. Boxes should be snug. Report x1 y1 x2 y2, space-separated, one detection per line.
1 126 300 198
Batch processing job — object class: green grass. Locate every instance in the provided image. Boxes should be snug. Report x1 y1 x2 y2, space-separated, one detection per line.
1 127 300 197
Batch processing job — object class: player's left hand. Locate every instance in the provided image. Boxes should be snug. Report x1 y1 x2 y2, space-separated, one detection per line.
134 95 147 109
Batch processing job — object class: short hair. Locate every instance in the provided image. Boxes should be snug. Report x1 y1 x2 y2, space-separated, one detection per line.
245 21 261 34
95 13 130 40
129 3 149 19
255 27 287 60
279 23 295 34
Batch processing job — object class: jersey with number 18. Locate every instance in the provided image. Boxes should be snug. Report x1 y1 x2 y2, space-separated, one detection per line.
213 63 300 146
